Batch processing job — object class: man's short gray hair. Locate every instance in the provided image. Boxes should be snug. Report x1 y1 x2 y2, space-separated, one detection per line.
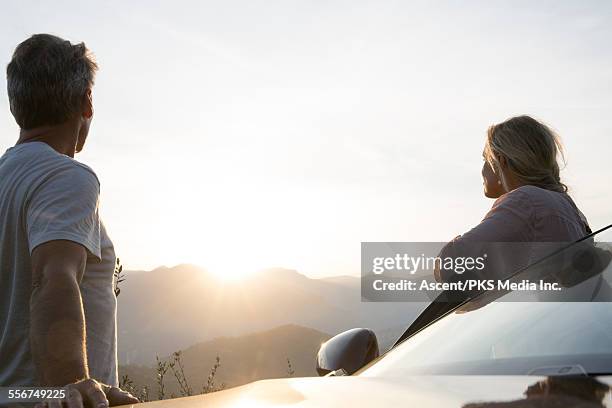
6 34 98 129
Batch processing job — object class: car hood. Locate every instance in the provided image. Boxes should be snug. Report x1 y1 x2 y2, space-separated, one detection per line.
121 375 612 407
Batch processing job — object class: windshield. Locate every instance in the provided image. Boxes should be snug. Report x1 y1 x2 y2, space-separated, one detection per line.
361 227 612 376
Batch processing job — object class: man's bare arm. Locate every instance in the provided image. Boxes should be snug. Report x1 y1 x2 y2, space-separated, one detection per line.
30 240 89 386
29 241 139 408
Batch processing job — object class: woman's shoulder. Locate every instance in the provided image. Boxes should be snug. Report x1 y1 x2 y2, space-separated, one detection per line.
491 185 537 211
486 185 555 224
494 185 562 209
514 184 557 196
506 184 574 209
506 184 550 198
499 185 589 238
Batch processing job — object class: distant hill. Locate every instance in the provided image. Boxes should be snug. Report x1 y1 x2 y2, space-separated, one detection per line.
117 264 426 364
120 324 330 398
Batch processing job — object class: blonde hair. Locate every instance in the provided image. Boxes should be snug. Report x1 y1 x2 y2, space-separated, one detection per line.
484 115 567 193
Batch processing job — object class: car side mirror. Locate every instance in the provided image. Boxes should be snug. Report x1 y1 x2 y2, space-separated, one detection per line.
316 328 380 376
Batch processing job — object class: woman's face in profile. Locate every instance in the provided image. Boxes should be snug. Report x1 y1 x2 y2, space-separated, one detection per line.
482 159 504 198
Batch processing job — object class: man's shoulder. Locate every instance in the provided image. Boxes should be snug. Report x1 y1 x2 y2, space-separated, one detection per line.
67 160 101 187
8 143 101 195
40 160 101 198
30 143 101 187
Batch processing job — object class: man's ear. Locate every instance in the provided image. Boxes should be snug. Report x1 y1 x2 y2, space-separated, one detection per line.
82 89 93 119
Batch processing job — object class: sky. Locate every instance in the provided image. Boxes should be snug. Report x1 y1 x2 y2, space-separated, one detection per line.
1 0 610 279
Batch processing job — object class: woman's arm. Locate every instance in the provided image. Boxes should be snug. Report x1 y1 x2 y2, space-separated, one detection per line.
436 189 534 282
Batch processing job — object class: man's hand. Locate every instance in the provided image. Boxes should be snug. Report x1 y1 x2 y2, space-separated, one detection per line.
35 378 139 408
104 385 140 406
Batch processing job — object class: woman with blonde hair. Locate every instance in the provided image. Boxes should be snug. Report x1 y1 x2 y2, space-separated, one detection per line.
436 115 591 282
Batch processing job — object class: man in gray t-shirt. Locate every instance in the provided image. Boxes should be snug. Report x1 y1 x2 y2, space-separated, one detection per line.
0 34 137 407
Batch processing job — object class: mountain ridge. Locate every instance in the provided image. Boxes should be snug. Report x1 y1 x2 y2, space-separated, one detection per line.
117 264 425 364
120 324 330 397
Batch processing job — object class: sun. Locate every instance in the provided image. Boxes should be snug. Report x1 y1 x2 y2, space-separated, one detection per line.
207 258 257 282
192 243 275 282
156 179 305 282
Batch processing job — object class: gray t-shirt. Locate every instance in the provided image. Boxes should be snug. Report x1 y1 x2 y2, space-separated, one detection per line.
0 142 118 386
